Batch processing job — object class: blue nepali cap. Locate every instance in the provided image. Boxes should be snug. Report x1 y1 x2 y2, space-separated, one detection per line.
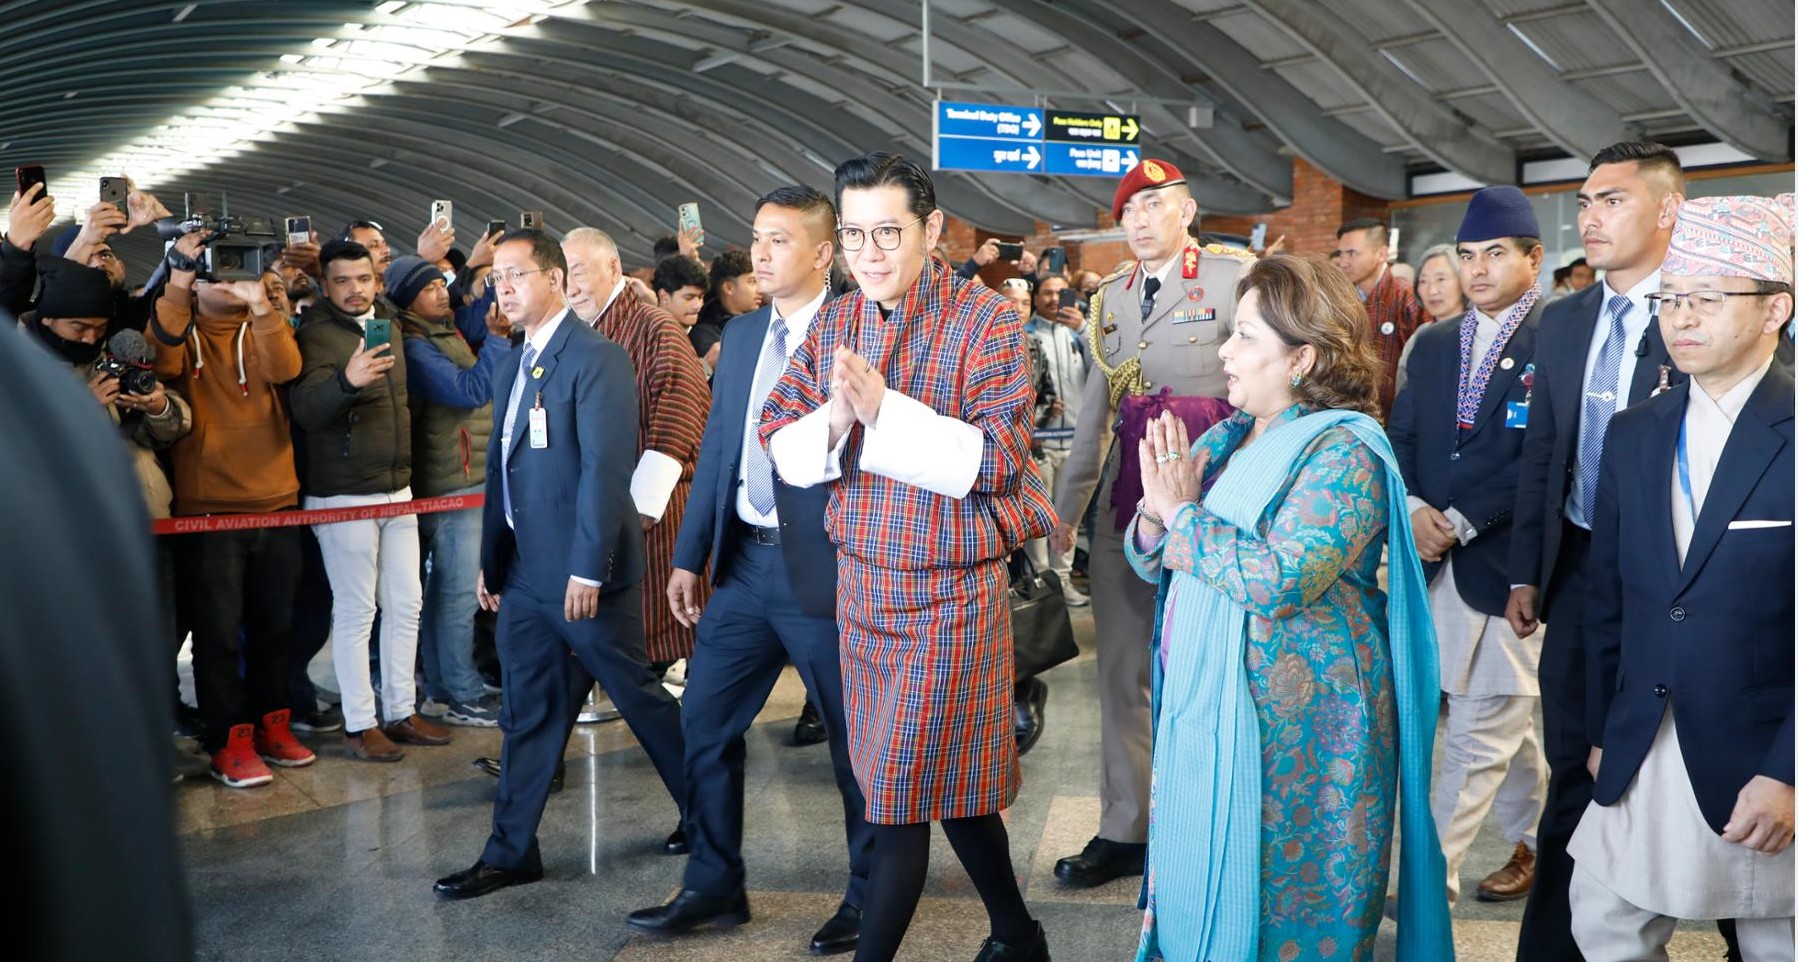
1457 186 1540 244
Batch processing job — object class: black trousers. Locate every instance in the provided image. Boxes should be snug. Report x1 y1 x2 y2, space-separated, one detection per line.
680 535 872 905
178 526 303 752
482 571 686 872
285 527 333 713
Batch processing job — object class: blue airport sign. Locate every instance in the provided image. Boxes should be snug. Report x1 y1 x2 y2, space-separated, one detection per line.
934 99 1140 180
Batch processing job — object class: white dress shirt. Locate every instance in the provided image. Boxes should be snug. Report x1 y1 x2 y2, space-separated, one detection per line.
1672 355 1773 565
1566 270 1660 528
737 288 827 526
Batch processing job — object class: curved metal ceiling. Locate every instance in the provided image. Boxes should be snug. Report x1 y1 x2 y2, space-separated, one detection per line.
0 0 1789 267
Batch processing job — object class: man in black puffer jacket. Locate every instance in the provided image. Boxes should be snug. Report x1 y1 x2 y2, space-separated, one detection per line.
289 239 451 762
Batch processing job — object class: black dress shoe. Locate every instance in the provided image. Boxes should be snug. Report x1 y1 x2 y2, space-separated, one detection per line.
793 700 828 746
664 827 688 855
626 888 751 933
809 901 860 956
471 756 564 793
972 921 1049 961
1014 676 1048 756
1054 836 1145 888
433 860 543 900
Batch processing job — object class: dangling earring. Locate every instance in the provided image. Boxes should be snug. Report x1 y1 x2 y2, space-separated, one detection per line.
1290 373 1303 388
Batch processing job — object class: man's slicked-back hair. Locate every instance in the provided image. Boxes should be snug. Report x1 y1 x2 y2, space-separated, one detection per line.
563 226 619 264
1336 217 1388 248
755 184 837 242
502 228 566 278
319 238 374 273
652 234 681 262
833 152 936 220
1588 141 1687 195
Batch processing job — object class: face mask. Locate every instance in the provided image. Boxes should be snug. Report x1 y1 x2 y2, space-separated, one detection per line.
36 321 104 365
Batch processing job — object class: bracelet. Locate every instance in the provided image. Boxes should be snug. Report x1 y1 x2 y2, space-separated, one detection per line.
1135 498 1165 529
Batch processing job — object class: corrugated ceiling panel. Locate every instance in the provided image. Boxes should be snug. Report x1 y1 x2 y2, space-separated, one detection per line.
1271 60 1365 112
1380 38 1468 92
1205 10 1311 61
1507 11 1617 71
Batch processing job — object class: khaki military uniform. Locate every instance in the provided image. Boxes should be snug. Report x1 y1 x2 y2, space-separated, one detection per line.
1054 238 1255 844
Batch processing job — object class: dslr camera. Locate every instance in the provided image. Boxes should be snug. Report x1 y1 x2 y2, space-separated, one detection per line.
93 329 158 396
155 193 278 282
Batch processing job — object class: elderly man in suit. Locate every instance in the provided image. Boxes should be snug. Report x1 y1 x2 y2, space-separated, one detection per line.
1571 194 1795 961
626 185 872 956
433 230 687 900
1390 186 1549 909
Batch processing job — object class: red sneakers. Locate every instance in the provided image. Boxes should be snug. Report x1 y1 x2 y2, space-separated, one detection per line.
211 724 274 788
256 709 317 768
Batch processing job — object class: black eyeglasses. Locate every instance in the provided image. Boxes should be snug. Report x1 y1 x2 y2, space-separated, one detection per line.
836 216 926 252
484 267 553 291
1646 290 1767 316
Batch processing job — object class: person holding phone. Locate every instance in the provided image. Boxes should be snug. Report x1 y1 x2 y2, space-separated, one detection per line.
289 239 450 763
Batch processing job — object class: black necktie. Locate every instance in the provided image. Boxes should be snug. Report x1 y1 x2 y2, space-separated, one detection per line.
1141 276 1161 323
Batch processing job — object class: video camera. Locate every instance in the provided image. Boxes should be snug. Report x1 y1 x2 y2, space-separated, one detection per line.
154 192 278 282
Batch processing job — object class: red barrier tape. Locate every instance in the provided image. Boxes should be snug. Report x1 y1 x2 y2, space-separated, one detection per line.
151 494 484 535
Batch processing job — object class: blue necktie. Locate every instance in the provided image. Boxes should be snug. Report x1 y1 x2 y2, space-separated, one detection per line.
502 342 538 526
1576 294 1631 521
744 317 788 516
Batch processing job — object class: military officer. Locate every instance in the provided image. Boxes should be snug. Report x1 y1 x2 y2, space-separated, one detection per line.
1050 158 1254 886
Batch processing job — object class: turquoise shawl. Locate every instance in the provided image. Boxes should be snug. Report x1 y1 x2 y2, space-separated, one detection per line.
1137 408 1453 961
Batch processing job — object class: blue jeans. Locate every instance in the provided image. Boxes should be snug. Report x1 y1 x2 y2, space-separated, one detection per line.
417 485 486 705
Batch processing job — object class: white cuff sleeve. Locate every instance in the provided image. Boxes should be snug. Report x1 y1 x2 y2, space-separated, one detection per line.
768 403 849 488
860 389 983 499
1405 494 1430 517
570 575 602 587
1444 507 1479 545
630 449 685 520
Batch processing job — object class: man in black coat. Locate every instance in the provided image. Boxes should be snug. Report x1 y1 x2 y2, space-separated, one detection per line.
628 187 871 956
1390 186 1549 908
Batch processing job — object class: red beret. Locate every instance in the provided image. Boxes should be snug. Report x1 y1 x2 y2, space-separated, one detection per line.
1111 158 1186 221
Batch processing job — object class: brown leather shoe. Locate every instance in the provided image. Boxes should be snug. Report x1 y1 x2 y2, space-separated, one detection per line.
345 726 406 762
1476 842 1536 902
384 714 452 746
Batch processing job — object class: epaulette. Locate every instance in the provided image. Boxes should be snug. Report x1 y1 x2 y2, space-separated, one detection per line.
1202 242 1256 259
1097 261 1134 286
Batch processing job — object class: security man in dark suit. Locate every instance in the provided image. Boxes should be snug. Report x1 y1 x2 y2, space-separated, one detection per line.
434 230 687 900
1504 143 1694 961
627 187 871 956
1389 186 1548 906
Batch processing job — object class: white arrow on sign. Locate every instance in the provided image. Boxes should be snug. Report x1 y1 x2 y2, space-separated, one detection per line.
1023 145 1041 169
1123 149 1139 169
1023 113 1042 138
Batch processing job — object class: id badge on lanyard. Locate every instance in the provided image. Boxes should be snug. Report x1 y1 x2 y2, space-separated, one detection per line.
528 392 548 449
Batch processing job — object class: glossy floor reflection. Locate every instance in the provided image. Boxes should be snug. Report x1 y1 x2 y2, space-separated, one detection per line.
181 607 1726 961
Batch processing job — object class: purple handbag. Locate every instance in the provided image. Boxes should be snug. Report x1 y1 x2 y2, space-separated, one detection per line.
1108 388 1235 531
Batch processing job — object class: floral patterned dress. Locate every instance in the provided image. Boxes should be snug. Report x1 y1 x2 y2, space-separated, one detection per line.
1128 406 1399 962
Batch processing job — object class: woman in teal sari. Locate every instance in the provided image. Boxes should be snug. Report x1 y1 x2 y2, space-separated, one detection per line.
1126 255 1451 962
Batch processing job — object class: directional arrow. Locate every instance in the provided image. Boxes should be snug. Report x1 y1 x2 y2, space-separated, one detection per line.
1121 117 1138 141
1023 113 1042 138
1023 145 1041 170
1123 149 1138 169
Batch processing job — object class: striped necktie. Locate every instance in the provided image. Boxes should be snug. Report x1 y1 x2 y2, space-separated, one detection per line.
1575 294 1632 520
744 317 788 515
502 341 538 526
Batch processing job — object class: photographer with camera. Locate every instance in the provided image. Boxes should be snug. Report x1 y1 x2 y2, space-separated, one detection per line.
150 229 314 788
21 256 198 773
289 240 447 762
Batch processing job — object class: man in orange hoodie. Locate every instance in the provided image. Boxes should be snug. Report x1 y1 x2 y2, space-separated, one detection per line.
151 231 314 789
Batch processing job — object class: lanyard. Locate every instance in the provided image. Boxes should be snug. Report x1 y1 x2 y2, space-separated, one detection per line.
1675 416 1696 521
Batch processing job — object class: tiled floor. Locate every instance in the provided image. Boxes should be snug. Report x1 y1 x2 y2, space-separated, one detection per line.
179 609 1728 961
